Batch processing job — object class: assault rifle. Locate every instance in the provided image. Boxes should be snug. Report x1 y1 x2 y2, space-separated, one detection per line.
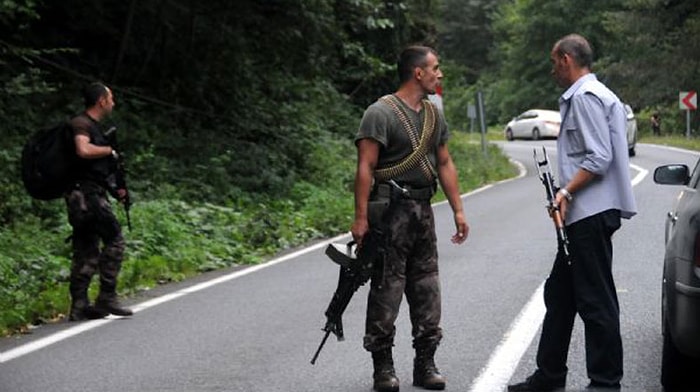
533 147 570 264
310 230 385 365
105 126 132 231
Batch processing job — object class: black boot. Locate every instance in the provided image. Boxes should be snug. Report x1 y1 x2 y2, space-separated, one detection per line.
508 370 566 392
413 346 445 390
372 348 400 392
69 297 90 321
69 291 107 321
94 292 133 317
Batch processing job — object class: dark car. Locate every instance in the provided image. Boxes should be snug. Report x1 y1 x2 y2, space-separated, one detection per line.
654 160 700 390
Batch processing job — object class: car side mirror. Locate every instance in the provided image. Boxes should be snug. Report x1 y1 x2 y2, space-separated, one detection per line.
654 164 690 185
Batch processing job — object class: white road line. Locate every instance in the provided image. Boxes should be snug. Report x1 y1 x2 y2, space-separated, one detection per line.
467 160 648 392
630 163 648 186
0 167 519 365
0 152 648 369
0 233 347 364
468 282 545 392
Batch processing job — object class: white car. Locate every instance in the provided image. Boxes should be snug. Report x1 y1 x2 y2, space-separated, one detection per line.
504 109 561 141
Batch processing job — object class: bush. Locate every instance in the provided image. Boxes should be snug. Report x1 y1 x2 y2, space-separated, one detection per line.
0 73 518 335
0 216 72 333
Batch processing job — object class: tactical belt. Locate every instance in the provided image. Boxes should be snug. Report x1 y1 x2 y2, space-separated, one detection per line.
374 95 438 182
373 182 435 201
71 180 106 196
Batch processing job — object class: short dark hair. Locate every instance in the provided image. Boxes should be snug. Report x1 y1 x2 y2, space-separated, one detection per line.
397 46 437 84
82 82 109 108
554 34 593 69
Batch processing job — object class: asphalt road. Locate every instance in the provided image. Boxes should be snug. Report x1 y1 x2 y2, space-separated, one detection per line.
1 141 698 392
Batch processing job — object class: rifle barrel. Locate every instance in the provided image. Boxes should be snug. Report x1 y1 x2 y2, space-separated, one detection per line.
310 329 332 365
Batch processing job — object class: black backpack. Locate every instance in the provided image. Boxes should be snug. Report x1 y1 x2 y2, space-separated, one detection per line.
21 122 78 200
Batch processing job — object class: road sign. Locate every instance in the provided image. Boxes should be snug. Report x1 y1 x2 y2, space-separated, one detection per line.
467 104 476 119
680 91 697 110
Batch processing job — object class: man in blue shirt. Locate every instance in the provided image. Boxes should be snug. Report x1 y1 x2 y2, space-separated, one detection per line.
508 34 637 391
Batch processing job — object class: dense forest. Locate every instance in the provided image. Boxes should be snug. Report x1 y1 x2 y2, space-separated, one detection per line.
2 0 699 213
1 0 699 333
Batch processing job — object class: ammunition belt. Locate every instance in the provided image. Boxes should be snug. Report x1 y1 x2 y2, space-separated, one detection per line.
374 95 437 182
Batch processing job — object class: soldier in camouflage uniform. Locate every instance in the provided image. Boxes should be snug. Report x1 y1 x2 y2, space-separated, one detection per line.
351 46 469 392
65 82 132 321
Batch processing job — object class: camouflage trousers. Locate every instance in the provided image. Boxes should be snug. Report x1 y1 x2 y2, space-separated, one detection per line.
65 186 125 300
364 198 442 352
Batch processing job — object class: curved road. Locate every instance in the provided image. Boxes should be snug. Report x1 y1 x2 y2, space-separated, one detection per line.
0 141 697 392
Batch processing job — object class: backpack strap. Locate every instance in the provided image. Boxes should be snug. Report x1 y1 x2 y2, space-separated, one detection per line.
374 95 438 182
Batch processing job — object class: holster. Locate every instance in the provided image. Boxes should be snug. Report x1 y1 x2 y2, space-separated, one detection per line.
368 197 390 228
369 181 436 227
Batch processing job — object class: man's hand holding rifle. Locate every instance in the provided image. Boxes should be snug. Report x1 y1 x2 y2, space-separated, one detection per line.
310 228 384 365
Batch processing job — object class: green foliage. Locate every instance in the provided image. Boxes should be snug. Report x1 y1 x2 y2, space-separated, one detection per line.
5 0 700 337
642 134 700 151
0 123 516 335
0 0 39 30
0 216 71 334
600 0 700 132
489 0 593 121
636 104 696 138
440 131 519 198
438 0 504 83
474 0 700 129
441 60 476 131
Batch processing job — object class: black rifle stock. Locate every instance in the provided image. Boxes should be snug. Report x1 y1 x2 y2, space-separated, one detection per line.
533 147 571 264
310 230 384 365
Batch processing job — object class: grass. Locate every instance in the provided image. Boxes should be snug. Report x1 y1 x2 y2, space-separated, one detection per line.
5 128 692 336
0 131 517 336
639 134 700 152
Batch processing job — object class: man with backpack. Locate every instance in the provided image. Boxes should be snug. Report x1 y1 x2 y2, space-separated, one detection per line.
65 82 132 321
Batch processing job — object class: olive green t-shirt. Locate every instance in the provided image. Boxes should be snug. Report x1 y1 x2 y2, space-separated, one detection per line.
355 94 449 187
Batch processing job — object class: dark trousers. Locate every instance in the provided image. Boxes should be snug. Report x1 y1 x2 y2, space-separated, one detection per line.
364 199 442 352
65 188 125 299
536 209 623 385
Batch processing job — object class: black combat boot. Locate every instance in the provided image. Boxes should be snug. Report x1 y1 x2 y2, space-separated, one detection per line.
69 291 107 321
69 296 90 321
413 346 445 390
372 348 400 392
94 292 133 317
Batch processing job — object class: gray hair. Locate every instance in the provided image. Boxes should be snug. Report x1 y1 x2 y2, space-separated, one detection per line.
554 34 593 69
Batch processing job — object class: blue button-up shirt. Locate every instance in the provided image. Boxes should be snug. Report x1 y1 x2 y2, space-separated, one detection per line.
557 74 637 225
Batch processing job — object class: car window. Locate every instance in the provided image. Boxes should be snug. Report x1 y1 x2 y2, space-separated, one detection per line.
518 111 534 120
688 158 700 189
